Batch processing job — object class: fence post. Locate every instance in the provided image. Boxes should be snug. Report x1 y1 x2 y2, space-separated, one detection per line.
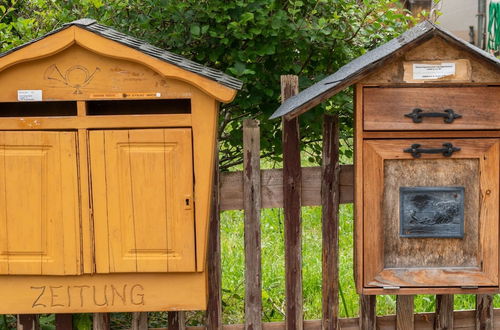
206 145 222 330
168 312 186 330
359 295 376 330
321 114 340 330
18 315 39 330
281 75 303 330
243 119 262 329
396 295 414 330
55 314 73 330
434 294 454 330
93 313 110 330
476 294 493 330
131 312 148 330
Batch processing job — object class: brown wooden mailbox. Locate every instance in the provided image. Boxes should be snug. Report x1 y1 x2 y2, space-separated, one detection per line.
0 18 241 313
272 21 500 295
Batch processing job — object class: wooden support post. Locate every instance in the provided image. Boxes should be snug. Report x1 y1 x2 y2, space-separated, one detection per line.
93 313 110 330
475 294 493 330
396 295 414 330
243 119 262 330
207 146 222 330
168 312 186 330
434 294 454 330
131 312 148 330
281 75 303 330
359 295 376 330
321 114 340 330
18 315 39 330
55 314 73 330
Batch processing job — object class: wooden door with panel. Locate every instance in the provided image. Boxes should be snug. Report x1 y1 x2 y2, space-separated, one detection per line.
89 128 196 273
363 139 499 289
0 131 81 275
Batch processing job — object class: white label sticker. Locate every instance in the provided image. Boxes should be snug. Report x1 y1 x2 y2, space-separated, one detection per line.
17 90 43 102
413 63 456 80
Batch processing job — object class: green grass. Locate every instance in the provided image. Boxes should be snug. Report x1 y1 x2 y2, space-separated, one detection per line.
220 203 500 324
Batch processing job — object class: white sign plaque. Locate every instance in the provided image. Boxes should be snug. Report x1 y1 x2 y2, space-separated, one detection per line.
412 63 456 80
17 90 43 102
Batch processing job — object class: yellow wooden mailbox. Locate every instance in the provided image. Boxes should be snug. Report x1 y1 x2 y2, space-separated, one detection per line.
0 18 241 313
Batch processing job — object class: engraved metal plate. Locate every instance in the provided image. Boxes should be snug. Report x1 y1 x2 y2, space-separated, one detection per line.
400 187 464 238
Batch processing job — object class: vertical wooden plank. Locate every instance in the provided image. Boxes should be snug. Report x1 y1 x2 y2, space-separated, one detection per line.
18 315 39 330
321 114 340 330
168 312 186 330
55 314 73 330
434 294 454 330
396 295 414 330
281 75 303 330
206 146 222 330
475 294 493 330
243 119 262 330
359 295 376 330
93 313 110 330
131 312 148 330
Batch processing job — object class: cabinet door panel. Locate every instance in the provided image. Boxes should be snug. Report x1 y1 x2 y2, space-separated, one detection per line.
0 131 81 275
90 129 195 273
363 139 499 288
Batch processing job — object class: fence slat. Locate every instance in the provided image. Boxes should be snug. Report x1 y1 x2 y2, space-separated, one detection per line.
168 312 186 330
434 294 454 330
55 314 73 330
396 295 414 330
243 119 262 329
207 147 222 330
93 313 110 330
131 312 148 330
359 295 376 330
281 75 303 330
18 315 39 330
476 294 493 330
321 114 340 330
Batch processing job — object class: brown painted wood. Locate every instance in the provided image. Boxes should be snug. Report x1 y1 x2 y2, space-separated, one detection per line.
219 165 353 210
168 312 186 330
362 286 497 295
131 312 148 330
359 295 376 330
243 119 262 330
281 75 303 330
363 86 500 131
353 84 364 293
475 294 493 330
55 314 73 330
396 295 414 330
93 313 110 330
321 114 340 330
435 295 454 330
18 315 39 330
207 147 222 330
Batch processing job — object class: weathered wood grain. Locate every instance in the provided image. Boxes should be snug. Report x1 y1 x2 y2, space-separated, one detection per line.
435 295 454 330
396 295 414 330
93 313 110 330
18 315 39 330
55 314 73 330
475 294 493 330
168 312 186 330
206 149 222 330
132 312 148 330
281 75 303 330
359 295 376 330
220 165 353 210
243 119 262 330
321 115 340 330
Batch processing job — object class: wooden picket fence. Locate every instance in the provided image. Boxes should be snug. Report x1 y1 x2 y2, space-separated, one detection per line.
13 76 499 329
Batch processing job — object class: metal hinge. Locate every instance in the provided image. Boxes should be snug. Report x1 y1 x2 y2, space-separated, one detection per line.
382 286 400 290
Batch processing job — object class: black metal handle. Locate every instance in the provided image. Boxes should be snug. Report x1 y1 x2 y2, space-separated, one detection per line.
405 108 462 123
403 143 461 158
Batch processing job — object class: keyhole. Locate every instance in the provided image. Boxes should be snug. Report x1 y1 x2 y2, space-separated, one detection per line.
185 198 190 206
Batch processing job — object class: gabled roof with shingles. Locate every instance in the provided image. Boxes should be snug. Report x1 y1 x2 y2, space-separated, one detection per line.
271 20 500 119
0 18 243 91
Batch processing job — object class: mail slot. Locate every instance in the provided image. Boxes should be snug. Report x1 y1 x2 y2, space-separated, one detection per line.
0 19 241 313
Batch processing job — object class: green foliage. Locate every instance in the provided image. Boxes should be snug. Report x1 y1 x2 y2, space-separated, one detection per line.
0 0 416 169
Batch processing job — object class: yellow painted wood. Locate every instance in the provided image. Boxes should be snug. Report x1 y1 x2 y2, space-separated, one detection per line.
0 272 207 313
89 128 195 273
0 131 81 275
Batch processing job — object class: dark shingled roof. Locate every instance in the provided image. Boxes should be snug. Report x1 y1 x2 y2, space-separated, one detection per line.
271 20 500 119
0 18 243 91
